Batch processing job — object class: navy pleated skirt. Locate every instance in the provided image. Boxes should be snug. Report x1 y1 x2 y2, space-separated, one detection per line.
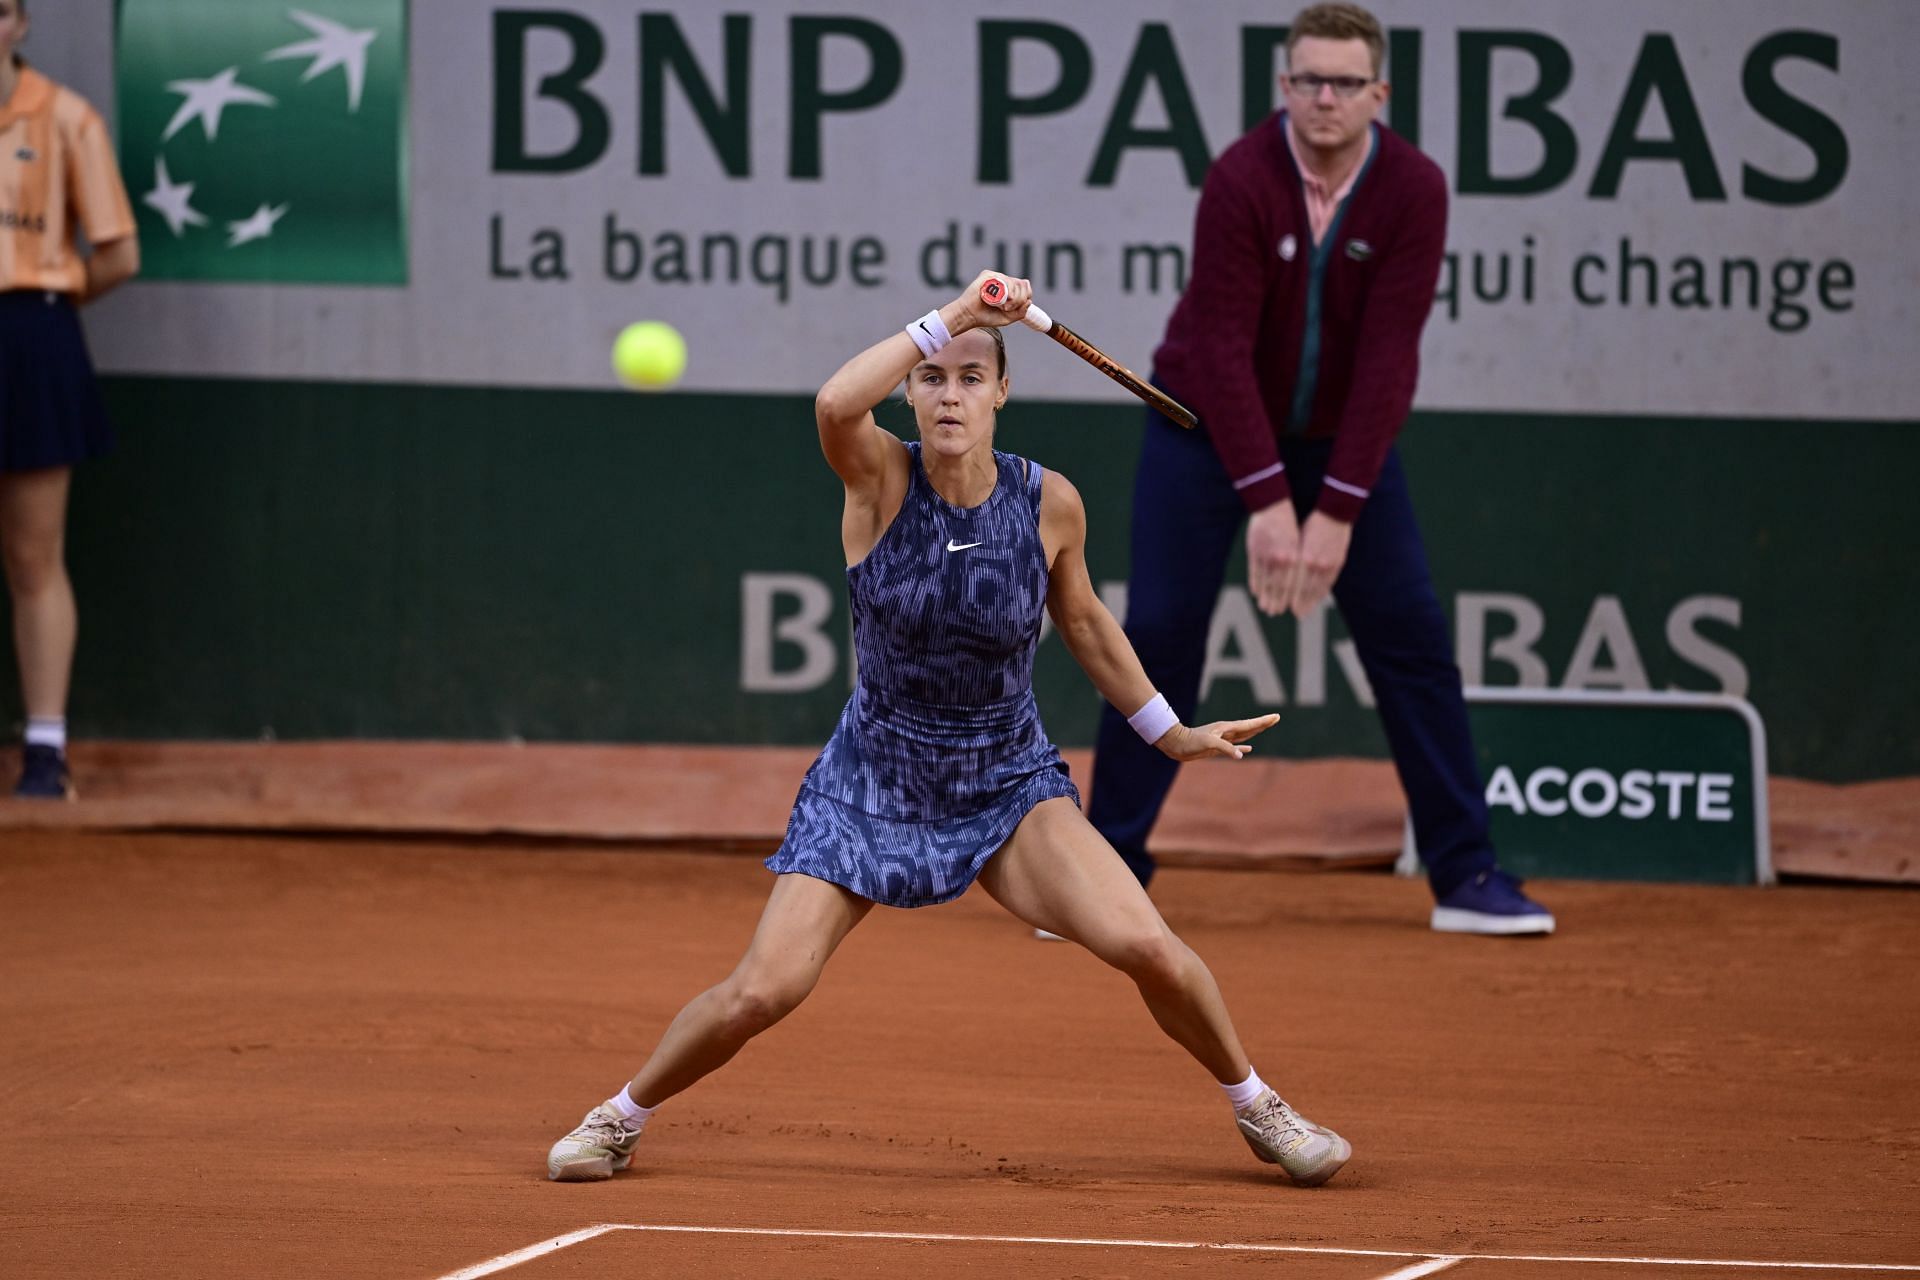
0 290 114 472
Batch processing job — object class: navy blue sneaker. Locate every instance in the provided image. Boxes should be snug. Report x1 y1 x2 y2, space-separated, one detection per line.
1431 869 1554 936
14 743 73 800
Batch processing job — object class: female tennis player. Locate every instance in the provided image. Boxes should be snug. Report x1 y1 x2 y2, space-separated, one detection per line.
548 271 1350 1187
0 0 139 798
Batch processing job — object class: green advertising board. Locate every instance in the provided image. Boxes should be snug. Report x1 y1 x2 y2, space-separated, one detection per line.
115 0 408 283
1399 690 1772 886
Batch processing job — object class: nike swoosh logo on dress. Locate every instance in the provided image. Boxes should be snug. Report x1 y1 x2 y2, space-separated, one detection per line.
946 539 984 552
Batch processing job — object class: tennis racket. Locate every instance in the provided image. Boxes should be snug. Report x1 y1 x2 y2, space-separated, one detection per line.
980 278 1198 430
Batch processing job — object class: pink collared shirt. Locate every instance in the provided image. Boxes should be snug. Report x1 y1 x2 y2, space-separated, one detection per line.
1285 120 1375 245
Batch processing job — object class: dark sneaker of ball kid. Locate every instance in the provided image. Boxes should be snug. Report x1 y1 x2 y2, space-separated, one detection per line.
13 743 73 800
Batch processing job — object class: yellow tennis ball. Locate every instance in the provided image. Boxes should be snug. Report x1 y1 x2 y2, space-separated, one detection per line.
612 321 687 390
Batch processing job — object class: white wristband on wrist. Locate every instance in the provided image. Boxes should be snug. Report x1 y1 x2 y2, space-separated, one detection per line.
906 309 951 358
1128 693 1179 744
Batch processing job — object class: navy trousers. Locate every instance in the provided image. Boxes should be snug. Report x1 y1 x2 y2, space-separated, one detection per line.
1086 409 1497 898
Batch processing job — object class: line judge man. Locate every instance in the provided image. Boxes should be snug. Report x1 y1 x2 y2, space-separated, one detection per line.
1084 1 1554 936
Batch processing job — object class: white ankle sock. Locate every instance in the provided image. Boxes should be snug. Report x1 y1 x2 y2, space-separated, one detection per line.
1222 1067 1268 1112
25 718 66 751
607 1087 657 1123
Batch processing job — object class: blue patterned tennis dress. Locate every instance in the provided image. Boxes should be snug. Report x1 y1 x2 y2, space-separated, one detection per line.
765 442 1081 907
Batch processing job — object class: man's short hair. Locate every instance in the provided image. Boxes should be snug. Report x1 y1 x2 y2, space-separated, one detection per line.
1288 3 1386 78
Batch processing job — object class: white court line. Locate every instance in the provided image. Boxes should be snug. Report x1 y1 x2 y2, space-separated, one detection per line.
1374 1259 1465 1280
432 1222 1920 1279
432 1225 620 1280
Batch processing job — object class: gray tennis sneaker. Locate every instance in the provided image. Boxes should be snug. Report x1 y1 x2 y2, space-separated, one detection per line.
1234 1089 1351 1186
546 1102 646 1181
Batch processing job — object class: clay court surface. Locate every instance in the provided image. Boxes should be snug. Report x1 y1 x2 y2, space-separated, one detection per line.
2 829 1916 1279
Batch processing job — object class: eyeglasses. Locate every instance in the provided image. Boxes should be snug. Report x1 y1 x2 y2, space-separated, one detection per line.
1284 73 1376 100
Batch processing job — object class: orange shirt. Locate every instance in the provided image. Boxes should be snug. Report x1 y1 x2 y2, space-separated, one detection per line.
0 66 136 294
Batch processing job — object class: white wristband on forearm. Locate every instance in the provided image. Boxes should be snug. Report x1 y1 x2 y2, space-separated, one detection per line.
906 309 951 358
1127 693 1179 744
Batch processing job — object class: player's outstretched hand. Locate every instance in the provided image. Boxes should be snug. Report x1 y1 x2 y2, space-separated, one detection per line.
1154 713 1280 761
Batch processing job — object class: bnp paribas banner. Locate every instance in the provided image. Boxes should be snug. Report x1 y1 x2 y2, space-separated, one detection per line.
86 0 1916 422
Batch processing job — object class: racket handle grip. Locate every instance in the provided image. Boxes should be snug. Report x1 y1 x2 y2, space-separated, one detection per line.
979 277 1053 334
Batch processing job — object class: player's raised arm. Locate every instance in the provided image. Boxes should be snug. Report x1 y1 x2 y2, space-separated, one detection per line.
1039 470 1278 762
814 271 1031 494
